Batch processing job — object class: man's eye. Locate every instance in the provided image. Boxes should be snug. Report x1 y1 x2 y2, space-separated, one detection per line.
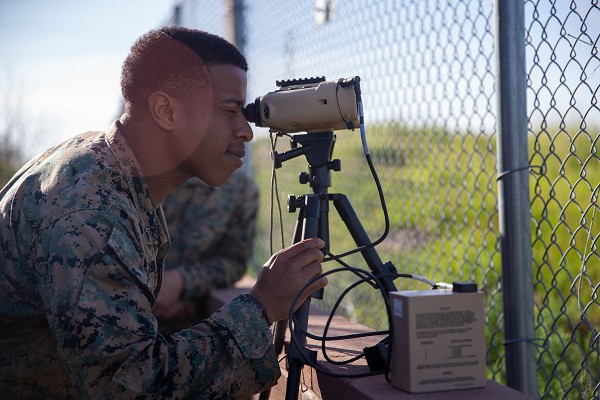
219 106 237 114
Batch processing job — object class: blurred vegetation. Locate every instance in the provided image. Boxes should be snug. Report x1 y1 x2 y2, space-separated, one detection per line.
0 75 30 188
249 122 599 399
0 131 24 188
0 151 19 188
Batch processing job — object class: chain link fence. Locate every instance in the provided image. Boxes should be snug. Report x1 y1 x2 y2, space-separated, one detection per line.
177 1 598 398
525 1 600 398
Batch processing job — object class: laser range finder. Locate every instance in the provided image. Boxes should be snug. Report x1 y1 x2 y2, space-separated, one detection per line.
242 76 361 133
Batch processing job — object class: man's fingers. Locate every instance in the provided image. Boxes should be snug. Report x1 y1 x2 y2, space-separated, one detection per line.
296 276 328 307
300 260 323 279
283 238 325 259
289 248 324 273
252 238 327 323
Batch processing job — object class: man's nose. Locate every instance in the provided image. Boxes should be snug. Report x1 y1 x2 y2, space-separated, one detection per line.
237 118 254 142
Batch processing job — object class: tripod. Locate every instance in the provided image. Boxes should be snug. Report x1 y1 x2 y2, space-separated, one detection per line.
260 130 399 400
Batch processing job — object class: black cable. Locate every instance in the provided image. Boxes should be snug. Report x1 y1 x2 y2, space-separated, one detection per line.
286 265 438 379
268 132 287 254
288 268 391 378
322 151 390 263
320 270 389 366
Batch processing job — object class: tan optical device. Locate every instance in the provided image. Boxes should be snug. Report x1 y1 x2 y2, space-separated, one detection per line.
243 76 361 133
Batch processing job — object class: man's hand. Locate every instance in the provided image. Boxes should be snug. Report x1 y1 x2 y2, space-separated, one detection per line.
250 238 327 324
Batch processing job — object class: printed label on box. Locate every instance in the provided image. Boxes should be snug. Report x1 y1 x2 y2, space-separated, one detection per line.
390 290 486 393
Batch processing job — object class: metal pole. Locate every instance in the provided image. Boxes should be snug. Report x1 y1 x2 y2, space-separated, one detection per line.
173 3 181 26
494 0 537 397
166 2 181 26
224 0 252 174
224 0 245 51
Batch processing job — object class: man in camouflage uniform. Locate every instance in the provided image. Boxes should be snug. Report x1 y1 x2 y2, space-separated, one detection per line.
154 169 259 327
0 26 326 399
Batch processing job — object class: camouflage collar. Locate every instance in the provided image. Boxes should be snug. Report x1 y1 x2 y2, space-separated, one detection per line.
105 121 168 248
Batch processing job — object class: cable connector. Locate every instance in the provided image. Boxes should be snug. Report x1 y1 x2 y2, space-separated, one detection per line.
432 282 453 290
364 337 390 372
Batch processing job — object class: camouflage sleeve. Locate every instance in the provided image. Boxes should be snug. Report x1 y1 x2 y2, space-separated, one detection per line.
37 209 279 399
178 178 260 299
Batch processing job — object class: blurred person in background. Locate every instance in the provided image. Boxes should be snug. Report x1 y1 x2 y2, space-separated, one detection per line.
154 168 259 331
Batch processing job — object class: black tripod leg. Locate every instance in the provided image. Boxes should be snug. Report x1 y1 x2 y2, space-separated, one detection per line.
332 194 398 293
332 193 398 372
285 194 321 400
262 196 320 400
260 201 309 400
271 203 307 357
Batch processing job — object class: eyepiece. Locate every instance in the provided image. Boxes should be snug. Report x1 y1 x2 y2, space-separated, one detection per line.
242 98 262 126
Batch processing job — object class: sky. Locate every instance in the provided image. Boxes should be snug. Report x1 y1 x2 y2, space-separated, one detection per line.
0 0 178 159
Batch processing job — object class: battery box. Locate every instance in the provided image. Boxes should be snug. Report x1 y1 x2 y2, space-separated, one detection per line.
390 283 486 393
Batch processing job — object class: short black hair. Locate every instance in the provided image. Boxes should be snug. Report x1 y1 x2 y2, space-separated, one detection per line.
120 26 247 111
160 26 247 71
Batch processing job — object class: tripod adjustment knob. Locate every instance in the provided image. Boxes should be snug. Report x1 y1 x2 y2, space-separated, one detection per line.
272 152 283 169
298 172 310 184
287 194 303 213
330 159 341 171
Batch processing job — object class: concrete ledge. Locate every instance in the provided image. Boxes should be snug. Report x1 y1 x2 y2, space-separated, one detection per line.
209 277 533 400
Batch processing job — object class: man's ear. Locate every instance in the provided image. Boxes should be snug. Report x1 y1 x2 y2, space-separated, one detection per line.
148 91 177 130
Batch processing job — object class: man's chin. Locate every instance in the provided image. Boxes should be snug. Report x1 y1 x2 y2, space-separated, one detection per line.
200 168 238 186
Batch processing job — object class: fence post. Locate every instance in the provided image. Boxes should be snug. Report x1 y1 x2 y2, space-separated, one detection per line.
224 0 246 53
223 0 253 174
493 0 537 397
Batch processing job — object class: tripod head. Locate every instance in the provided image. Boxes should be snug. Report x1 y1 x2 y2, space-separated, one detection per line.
273 131 340 195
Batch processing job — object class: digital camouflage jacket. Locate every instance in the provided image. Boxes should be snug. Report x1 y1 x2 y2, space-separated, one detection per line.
162 169 259 300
